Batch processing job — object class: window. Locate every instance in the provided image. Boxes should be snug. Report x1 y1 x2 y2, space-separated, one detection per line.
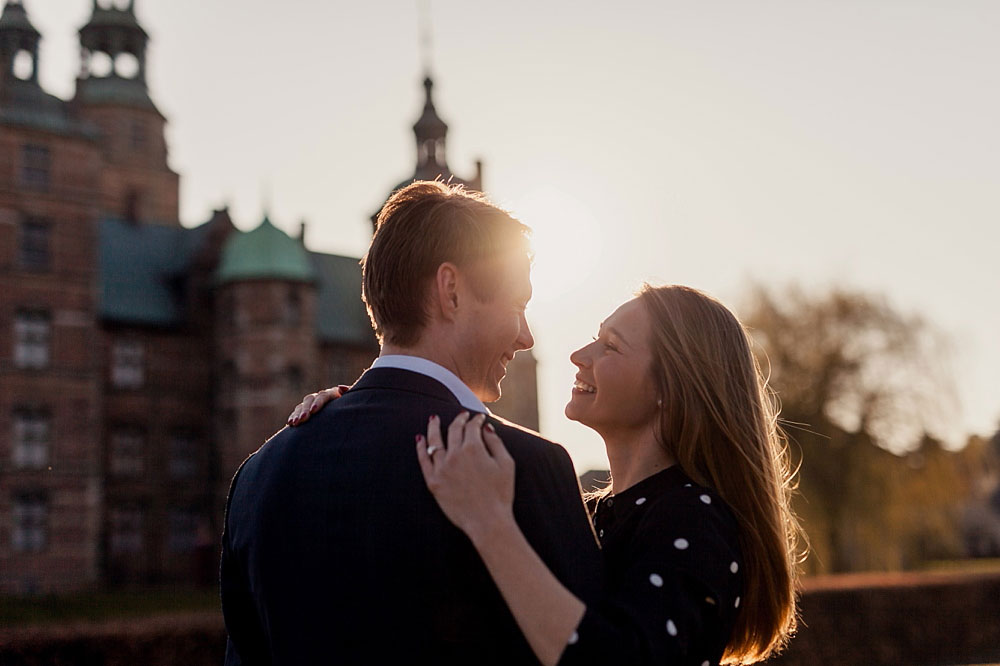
168 430 198 479
12 408 50 469
109 506 144 554
21 144 50 191
109 427 145 476
14 310 50 369
20 219 50 271
12 492 48 553
167 509 199 553
285 289 301 327
111 339 144 389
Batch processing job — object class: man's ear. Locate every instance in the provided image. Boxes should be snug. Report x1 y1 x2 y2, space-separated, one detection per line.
433 262 461 321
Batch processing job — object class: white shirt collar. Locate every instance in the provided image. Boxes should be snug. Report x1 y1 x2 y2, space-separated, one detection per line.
371 355 489 414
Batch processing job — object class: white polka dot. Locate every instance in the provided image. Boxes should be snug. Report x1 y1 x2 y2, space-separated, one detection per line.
684 483 692 487
702 661 711 666
568 631 579 645
666 619 678 636
730 561 739 574
673 538 689 550
700 494 712 504
635 497 647 505
734 596 741 608
649 573 664 587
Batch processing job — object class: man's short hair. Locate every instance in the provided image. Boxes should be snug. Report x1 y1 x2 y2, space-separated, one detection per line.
362 180 531 347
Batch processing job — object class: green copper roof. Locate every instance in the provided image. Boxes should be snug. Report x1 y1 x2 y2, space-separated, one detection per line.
310 252 374 346
99 214 374 345
99 216 211 326
216 216 316 285
74 75 157 112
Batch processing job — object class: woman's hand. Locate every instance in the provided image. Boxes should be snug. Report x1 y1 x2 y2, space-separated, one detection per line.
417 413 584 666
416 412 516 542
286 385 351 426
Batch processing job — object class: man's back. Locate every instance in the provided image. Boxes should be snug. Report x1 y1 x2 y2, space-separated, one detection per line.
221 368 602 665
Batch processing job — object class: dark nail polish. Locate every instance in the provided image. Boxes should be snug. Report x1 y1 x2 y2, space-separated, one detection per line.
485 423 495 433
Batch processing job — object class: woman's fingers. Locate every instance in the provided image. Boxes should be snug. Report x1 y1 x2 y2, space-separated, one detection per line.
462 413 488 450
415 433 435 484
287 393 317 425
313 387 341 410
482 423 512 463
446 411 472 451
288 386 349 426
426 414 445 457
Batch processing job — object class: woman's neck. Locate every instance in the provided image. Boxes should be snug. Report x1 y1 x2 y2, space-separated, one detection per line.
604 426 676 494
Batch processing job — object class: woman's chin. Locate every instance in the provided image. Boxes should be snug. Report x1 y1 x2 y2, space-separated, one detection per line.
564 398 589 426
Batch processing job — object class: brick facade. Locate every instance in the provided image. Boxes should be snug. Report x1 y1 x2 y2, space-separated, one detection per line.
0 1 539 594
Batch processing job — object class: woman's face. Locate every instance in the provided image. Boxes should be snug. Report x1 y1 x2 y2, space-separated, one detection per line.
565 298 660 438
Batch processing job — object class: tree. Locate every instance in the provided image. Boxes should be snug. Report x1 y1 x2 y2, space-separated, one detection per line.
742 285 967 573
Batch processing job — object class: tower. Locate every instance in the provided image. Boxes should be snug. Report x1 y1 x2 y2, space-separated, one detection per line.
373 75 483 231
372 74 538 430
0 0 38 88
214 216 320 488
74 0 179 225
0 0 104 594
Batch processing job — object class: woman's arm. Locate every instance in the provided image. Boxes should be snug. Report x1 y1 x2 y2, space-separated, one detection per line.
417 413 586 666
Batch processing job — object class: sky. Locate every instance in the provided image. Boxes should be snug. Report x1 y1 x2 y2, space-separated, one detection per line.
23 0 1000 472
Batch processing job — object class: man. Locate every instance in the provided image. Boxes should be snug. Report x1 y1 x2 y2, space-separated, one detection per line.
221 181 602 665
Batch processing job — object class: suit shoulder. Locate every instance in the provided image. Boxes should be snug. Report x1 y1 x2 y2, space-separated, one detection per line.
488 414 573 462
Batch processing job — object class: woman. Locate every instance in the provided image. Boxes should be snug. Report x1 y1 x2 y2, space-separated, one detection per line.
289 285 803 665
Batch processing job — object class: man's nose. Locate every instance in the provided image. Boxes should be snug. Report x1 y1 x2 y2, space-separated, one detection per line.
516 313 534 351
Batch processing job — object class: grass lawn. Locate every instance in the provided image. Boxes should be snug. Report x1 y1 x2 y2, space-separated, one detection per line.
0 586 221 627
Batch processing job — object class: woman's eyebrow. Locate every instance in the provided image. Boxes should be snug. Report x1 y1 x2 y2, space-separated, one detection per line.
598 323 633 349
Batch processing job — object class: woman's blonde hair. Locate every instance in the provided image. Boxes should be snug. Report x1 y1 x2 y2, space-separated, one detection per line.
637 284 803 664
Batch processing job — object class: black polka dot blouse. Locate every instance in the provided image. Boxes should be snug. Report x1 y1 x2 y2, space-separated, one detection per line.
559 465 744 666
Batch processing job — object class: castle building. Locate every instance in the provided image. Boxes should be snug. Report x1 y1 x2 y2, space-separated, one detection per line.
0 0 538 594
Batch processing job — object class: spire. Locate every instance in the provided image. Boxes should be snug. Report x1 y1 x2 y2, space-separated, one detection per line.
417 0 433 77
0 0 40 87
79 0 149 84
413 76 448 169
75 0 157 110
371 73 484 232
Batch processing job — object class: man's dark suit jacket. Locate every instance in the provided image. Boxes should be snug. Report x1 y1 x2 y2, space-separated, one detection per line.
221 367 603 665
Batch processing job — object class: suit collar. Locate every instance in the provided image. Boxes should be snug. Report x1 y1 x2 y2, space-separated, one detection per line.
350 367 488 413
368 355 488 413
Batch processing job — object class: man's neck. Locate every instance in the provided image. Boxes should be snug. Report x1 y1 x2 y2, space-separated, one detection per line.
380 342 461 379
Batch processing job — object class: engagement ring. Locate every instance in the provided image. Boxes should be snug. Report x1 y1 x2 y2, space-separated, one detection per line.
426 445 441 457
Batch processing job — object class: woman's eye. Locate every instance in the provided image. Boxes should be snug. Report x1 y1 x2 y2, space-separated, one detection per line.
592 336 617 352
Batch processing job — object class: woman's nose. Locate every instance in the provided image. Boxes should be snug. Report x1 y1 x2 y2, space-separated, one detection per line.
569 343 591 368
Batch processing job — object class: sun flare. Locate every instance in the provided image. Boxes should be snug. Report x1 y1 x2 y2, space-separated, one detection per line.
509 187 607 308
